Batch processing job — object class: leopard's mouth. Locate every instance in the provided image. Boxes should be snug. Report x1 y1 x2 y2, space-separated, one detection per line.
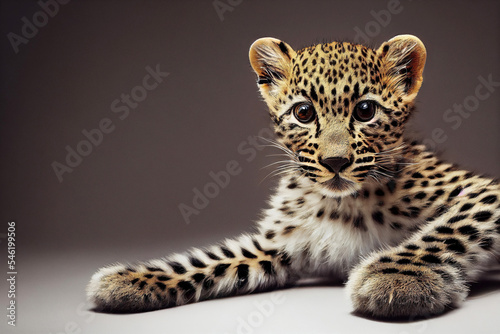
323 174 355 190
318 174 360 197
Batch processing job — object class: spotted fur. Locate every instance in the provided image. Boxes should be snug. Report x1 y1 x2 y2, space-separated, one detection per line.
88 35 499 319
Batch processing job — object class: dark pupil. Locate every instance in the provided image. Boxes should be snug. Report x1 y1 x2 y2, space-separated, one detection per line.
298 105 311 119
357 102 373 120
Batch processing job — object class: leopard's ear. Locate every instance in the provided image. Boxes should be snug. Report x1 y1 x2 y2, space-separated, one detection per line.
249 38 295 99
377 35 427 97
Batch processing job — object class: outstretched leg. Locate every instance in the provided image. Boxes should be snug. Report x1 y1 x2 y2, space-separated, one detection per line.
87 233 295 312
347 184 500 318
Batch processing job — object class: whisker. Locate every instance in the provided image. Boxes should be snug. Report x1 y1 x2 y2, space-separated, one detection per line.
261 160 298 169
266 153 297 158
258 137 309 183
261 166 300 183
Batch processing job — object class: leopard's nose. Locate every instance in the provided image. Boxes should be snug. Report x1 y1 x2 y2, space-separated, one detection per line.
320 157 350 173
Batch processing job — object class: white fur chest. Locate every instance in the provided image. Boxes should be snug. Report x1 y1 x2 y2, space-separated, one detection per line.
258 175 409 279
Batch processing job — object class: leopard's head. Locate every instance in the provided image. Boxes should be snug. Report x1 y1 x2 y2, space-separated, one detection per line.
249 35 426 197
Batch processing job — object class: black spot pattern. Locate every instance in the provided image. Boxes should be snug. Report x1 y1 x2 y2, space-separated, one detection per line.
389 206 400 215
448 186 463 200
421 254 441 264
168 288 177 299
236 264 250 288
177 281 195 300
425 246 441 253
436 226 454 234
415 192 427 200
265 230 276 239
214 263 231 277
396 258 411 264
221 246 236 258
422 235 439 242
206 251 221 261
444 238 466 254
372 211 384 225
479 238 493 250
241 248 258 259
259 261 275 275
459 203 475 212
169 262 187 275
397 252 414 257
192 273 206 283
458 225 479 239
155 282 166 291
448 215 468 224
353 215 366 229
189 257 207 268
480 195 497 204
473 211 492 222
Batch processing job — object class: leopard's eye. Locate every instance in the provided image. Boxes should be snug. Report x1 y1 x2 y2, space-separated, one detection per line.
353 101 377 122
293 102 316 123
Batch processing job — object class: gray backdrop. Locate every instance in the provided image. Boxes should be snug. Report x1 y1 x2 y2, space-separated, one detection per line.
1 1 499 333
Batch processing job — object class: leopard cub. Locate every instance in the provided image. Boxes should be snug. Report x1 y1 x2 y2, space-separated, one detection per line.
88 34 499 319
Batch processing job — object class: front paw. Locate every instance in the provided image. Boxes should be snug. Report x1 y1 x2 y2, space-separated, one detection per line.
346 255 468 319
87 263 171 313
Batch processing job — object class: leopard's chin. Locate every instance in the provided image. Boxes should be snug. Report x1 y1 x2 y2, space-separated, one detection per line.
318 174 360 198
